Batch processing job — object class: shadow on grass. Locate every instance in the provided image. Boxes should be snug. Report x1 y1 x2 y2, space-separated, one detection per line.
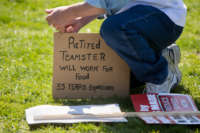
54 96 134 112
29 123 71 131
172 84 191 94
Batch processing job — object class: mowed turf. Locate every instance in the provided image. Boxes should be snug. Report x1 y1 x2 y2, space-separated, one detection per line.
0 0 200 132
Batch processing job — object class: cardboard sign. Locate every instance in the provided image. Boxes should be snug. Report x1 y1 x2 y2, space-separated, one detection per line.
131 94 200 125
53 33 130 99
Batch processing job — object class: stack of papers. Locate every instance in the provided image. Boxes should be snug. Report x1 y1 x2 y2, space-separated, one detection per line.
26 104 127 125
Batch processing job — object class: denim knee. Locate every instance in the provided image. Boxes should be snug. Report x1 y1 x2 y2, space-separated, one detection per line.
100 16 121 39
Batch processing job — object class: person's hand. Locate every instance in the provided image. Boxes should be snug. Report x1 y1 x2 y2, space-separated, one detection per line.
45 6 74 30
45 2 105 32
46 9 97 33
64 16 96 33
64 18 83 33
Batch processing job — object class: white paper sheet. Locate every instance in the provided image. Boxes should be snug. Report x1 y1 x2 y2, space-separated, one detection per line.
25 104 127 125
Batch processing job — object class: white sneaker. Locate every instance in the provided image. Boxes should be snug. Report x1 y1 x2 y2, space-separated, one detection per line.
145 44 182 93
162 44 182 85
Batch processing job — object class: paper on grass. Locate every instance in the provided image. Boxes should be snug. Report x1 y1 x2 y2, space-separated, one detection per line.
131 93 200 125
25 104 127 125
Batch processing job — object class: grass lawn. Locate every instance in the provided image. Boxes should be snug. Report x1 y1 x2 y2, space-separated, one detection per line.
0 0 200 132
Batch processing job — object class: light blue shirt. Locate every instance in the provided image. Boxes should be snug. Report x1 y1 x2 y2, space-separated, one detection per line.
85 0 131 16
85 0 187 27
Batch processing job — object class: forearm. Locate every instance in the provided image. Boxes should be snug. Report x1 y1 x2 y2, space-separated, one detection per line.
65 2 106 19
79 15 98 26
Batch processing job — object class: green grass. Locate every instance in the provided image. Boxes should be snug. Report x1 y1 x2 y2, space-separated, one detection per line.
0 0 200 132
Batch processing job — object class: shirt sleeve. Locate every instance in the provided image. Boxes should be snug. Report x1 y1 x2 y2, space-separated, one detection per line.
85 0 113 15
85 0 107 9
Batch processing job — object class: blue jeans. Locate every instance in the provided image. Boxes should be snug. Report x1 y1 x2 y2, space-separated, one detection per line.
100 5 183 84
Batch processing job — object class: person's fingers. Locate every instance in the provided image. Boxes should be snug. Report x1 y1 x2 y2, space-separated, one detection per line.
65 25 74 33
60 27 66 33
72 23 83 33
72 26 79 33
45 9 53 14
65 23 83 33
46 15 52 26
46 13 56 26
55 26 66 33
54 24 59 30
53 24 57 28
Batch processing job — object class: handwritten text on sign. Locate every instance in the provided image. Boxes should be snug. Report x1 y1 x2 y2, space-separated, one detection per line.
53 33 130 99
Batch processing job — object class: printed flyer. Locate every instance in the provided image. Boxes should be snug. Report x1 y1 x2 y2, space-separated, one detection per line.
131 94 200 124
